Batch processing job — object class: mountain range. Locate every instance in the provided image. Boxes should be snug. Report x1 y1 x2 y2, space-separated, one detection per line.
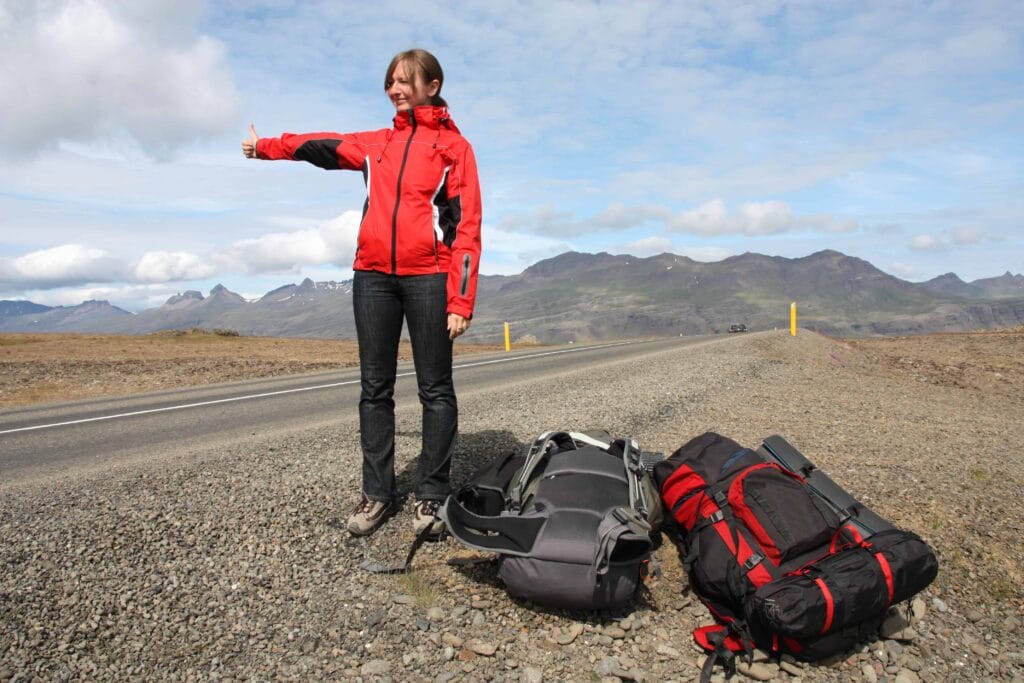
2 250 1022 343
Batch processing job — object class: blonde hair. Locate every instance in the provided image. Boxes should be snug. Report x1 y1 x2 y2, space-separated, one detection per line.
385 48 447 107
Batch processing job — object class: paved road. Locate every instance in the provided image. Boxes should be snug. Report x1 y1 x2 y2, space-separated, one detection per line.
0 336 710 485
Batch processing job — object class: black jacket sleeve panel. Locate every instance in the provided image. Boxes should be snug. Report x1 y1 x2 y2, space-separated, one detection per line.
293 138 342 169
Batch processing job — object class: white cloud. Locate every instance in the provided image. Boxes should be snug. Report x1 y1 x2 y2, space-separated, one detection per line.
591 203 672 230
497 205 580 237
133 251 217 282
799 213 859 234
887 261 923 280
951 226 984 245
0 0 240 160
667 199 856 236
479 223 570 275
0 244 125 288
222 211 361 274
676 246 735 263
0 212 363 292
498 198 859 242
910 234 941 250
909 227 987 252
621 236 674 257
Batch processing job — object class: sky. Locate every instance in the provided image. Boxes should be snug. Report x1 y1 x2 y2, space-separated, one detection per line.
0 0 1022 311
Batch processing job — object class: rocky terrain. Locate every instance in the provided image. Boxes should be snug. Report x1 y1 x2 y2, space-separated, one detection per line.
1 328 1022 682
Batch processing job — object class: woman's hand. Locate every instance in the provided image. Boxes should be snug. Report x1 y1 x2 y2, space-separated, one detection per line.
448 313 470 340
241 123 259 158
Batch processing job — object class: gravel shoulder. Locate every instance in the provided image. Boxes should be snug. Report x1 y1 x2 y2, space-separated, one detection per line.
2 329 1022 682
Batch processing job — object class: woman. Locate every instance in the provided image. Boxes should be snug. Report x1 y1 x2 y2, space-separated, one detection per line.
242 48 482 537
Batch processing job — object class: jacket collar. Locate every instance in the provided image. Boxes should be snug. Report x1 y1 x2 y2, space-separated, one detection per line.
392 105 460 133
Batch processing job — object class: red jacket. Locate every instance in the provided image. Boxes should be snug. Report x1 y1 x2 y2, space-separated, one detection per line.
256 106 482 319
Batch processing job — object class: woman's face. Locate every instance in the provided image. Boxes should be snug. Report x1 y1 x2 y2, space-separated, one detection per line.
386 61 439 111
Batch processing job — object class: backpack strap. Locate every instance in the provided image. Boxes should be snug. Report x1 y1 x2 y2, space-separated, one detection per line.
592 506 653 576
618 436 649 518
694 623 754 683
438 496 546 556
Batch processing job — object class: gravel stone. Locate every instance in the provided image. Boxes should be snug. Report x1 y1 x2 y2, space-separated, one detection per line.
553 623 583 645
466 640 497 656
780 659 804 676
360 658 391 675
603 626 627 640
895 669 921 683
520 666 543 683
595 657 619 677
655 643 680 658
737 661 777 680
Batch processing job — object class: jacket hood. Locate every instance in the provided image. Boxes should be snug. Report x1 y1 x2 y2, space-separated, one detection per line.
393 106 461 134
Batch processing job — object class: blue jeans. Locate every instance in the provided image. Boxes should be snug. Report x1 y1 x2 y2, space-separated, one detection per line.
352 270 457 503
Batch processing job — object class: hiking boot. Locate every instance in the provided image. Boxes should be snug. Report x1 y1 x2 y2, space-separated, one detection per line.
346 495 393 536
412 500 445 537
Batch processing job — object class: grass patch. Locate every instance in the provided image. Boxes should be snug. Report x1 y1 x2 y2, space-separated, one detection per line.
0 336 40 347
400 570 439 608
148 328 241 340
987 575 1020 604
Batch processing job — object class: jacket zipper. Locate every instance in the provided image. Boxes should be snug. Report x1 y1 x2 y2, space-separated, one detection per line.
390 111 418 274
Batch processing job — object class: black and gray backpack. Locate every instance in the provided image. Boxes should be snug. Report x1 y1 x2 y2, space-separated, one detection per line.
439 430 663 611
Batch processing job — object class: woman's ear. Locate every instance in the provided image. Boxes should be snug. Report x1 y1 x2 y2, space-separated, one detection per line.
427 79 441 97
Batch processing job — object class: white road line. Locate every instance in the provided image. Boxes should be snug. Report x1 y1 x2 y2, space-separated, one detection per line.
0 339 643 436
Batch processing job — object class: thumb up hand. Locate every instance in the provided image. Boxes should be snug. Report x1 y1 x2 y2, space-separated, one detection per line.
242 123 259 158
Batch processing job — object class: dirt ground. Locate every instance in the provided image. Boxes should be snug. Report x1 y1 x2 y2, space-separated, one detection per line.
0 329 509 409
845 327 1024 401
3 327 1022 410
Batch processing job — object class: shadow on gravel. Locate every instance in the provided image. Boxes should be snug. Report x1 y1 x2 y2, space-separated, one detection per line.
394 428 523 496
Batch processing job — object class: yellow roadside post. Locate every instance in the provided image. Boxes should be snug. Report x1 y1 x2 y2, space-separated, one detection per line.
504 322 511 352
790 302 797 336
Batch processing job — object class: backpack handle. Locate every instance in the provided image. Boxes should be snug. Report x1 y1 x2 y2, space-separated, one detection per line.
508 431 580 511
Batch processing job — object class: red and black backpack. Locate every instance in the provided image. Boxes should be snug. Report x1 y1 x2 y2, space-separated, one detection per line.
654 432 938 680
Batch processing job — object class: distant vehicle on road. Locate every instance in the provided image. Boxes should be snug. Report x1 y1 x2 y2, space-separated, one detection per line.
728 324 748 333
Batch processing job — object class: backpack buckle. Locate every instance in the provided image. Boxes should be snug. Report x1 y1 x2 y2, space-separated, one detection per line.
743 553 764 571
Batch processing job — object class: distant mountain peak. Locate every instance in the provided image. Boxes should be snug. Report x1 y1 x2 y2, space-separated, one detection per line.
165 290 204 306
207 284 246 305
0 300 52 318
